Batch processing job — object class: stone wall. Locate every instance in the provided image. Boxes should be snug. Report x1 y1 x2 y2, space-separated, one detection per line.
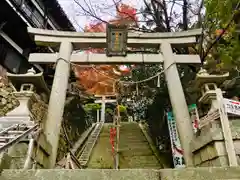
0 83 20 117
2 166 240 180
0 65 20 116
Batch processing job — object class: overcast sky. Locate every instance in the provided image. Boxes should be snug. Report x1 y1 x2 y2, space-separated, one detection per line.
58 0 145 31
57 0 201 32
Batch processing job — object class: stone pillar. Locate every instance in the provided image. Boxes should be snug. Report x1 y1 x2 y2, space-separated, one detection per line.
101 96 106 122
161 42 194 166
45 41 72 168
97 109 100 123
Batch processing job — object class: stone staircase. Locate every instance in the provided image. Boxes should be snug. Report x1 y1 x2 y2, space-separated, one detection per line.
87 122 161 169
119 122 161 168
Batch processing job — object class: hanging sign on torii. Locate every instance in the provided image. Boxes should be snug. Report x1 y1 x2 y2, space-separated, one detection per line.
27 27 202 168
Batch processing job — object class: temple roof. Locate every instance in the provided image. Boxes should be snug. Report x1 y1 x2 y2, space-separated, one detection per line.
41 0 75 31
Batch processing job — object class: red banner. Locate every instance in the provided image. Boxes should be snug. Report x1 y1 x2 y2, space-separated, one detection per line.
110 127 116 154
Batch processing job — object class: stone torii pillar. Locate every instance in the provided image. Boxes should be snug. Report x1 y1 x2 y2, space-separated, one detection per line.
27 27 202 167
97 109 100 123
46 41 72 168
161 42 194 166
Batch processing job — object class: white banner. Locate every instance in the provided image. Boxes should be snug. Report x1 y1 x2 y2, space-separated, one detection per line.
167 104 199 168
223 98 240 116
167 112 185 168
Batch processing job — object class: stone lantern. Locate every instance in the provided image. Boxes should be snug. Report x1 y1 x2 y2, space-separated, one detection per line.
0 68 50 129
195 69 229 113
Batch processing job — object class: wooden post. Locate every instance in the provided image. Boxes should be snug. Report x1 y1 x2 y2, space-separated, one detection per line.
216 88 238 166
115 103 120 169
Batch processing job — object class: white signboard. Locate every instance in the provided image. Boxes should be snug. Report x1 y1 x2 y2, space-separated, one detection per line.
223 98 240 116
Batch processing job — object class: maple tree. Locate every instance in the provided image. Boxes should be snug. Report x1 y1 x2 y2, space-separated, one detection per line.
74 3 138 95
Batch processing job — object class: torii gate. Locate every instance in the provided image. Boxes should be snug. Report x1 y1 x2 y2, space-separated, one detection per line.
94 95 117 122
27 27 201 168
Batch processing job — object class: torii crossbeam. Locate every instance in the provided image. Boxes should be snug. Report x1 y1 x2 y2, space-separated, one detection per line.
27 27 202 168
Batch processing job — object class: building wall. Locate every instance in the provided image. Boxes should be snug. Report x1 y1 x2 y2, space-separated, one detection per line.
0 0 75 74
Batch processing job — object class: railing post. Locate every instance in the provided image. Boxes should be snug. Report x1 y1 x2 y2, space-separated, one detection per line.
23 138 35 169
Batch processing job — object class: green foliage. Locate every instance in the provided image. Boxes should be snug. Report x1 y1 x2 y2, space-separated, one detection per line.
106 108 113 115
119 105 127 113
84 103 101 112
204 0 240 70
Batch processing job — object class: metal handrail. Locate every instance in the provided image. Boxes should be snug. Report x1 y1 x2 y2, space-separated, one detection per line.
0 124 18 135
78 122 104 166
0 124 38 153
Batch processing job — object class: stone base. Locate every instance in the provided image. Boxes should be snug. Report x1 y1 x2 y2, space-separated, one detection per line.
191 117 240 167
1 167 240 180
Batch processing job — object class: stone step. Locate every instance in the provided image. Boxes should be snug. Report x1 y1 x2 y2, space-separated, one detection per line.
120 129 141 131
120 149 154 156
123 155 160 164
119 144 151 150
119 138 147 142
0 169 159 180
120 163 161 169
120 134 146 138
2 168 240 180
118 133 143 136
